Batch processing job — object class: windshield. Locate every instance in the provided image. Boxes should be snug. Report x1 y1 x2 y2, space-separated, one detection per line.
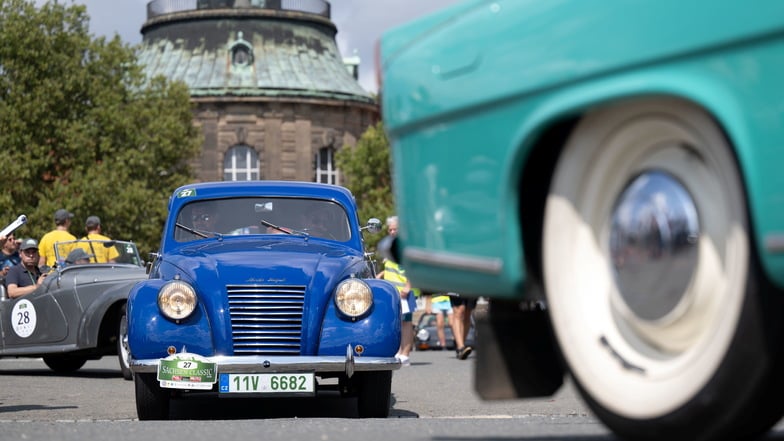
53 240 144 267
174 197 351 243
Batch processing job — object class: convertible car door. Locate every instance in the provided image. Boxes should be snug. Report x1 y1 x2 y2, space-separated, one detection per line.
0 274 70 351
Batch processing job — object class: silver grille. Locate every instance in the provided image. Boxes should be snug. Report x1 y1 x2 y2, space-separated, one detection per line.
227 285 306 355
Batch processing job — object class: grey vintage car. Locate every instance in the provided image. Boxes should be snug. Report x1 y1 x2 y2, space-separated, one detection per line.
0 239 147 379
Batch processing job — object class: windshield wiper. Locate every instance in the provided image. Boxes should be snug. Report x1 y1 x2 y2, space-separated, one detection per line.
260 219 309 237
175 222 223 239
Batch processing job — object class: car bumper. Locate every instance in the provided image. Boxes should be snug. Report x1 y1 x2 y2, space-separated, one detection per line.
130 345 401 378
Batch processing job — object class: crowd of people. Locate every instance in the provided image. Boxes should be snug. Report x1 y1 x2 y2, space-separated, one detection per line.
377 216 476 366
0 208 116 299
1 208 475 365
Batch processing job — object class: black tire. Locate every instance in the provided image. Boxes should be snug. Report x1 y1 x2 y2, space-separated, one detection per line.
356 371 392 418
542 97 784 440
134 372 170 420
43 356 87 373
117 304 133 381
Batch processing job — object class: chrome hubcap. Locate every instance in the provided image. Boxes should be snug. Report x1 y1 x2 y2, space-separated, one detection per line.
610 171 700 322
120 317 130 363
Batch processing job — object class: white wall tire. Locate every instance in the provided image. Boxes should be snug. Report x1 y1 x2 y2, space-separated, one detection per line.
543 97 783 439
117 304 133 381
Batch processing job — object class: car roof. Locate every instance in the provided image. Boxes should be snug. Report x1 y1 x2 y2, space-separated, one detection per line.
168 181 356 210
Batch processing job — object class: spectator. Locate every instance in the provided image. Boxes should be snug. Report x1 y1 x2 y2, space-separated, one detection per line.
424 292 453 350
0 233 21 280
376 216 417 366
0 234 21 299
79 216 119 263
449 294 477 360
39 208 76 267
7 238 47 298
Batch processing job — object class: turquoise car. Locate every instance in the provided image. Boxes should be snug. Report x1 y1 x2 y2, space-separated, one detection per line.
380 1 784 439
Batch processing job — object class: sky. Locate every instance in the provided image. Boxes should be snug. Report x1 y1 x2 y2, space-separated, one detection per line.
67 0 461 93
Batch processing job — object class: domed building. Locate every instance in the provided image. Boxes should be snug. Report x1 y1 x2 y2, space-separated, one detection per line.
138 0 378 183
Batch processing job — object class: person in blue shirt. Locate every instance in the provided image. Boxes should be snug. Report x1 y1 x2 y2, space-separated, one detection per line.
0 233 21 282
0 234 20 300
6 238 47 298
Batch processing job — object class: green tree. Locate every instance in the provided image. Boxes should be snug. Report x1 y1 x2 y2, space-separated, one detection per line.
336 121 394 255
0 0 201 256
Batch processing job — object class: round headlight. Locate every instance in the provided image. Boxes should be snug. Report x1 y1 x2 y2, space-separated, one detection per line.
335 279 373 318
158 280 197 321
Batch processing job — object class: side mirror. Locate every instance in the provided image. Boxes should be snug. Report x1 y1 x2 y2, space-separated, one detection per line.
146 252 160 275
363 218 382 234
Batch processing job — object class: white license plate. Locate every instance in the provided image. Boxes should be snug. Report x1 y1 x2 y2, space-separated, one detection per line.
219 373 315 394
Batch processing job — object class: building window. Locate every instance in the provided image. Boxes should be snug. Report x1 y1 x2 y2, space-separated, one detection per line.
229 31 254 68
315 146 338 185
224 144 259 181
232 46 251 66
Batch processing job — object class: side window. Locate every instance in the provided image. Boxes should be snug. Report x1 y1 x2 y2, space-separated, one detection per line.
224 144 259 181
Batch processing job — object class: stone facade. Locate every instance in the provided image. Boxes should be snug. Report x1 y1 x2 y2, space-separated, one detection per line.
139 0 379 183
192 98 377 182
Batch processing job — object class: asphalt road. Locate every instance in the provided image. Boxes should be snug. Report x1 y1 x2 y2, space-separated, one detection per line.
2 350 784 441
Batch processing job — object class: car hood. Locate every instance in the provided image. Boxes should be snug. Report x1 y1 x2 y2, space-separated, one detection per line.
162 237 366 288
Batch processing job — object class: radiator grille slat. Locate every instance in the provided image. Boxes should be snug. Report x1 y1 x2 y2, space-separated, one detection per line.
227 284 306 355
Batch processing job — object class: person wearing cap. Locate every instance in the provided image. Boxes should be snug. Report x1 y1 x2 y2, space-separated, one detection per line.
38 208 77 267
77 215 118 263
64 248 93 266
6 238 47 298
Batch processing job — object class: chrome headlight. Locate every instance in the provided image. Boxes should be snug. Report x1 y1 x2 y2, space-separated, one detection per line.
416 328 430 342
334 279 373 318
158 280 197 321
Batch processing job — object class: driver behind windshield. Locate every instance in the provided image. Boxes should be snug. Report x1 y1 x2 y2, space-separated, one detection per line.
191 202 219 233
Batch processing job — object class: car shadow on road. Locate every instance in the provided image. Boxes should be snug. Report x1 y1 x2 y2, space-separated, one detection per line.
0 368 122 379
165 392 420 420
428 427 784 441
423 426 784 441
0 404 78 413
432 437 616 441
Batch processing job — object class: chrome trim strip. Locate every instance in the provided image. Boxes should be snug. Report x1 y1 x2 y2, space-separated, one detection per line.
765 234 784 254
130 354 400 374
403 247 503 275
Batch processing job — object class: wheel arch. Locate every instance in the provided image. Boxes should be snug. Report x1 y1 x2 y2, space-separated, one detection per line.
95 300 127 352
517 117 579 290
511 77 775 291
77 282 135 349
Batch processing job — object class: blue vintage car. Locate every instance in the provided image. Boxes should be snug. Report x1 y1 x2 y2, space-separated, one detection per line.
127 181 401 420
381 1 784 440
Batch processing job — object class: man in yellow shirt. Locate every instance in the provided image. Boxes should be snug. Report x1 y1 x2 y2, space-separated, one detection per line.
38 209 77 268
78 216 119 263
